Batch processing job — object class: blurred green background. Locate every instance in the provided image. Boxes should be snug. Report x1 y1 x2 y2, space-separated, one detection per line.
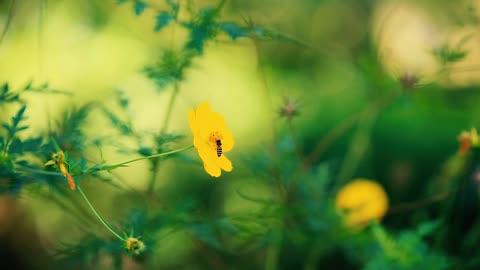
1 0 480 269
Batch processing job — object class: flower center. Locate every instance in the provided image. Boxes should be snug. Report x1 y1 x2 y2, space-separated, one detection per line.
209 131 223 157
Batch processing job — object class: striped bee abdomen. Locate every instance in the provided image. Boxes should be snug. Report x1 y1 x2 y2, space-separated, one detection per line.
216 139 223 157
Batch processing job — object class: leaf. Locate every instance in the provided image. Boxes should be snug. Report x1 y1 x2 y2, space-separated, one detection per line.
2 82 9 93
250 26 309 47
189 223 221 249
154 11 173 31
182 22 217 53
23 80 32 90
217 22 248 40
8 137 43 154
102 108 133 135
1 123 10 132
117 0 129 3
155 133 185 145
165 0 179 15
134 1 147 16
416 220 441 237
12 105 27 127
3 105 28 138
181 6 221 53
115 89 129 109
51 104 93 154
433 44 468 65
144 49 195 89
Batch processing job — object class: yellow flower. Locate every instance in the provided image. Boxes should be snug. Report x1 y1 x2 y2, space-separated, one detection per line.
457 128 479 156
188 102 234 177
45 151 76 190
335 179 388 228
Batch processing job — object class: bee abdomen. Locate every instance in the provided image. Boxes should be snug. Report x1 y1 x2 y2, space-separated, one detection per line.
216 139 223 157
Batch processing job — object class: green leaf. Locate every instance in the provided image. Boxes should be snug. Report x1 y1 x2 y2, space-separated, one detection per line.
2 82 9 93
115 89 129 109
165 0 179 16
102 108 133 136
134 1 147 16
3 105 28 138
181 6 221 53
0 82 20 103
23 80 32 90
8 137 42 154
154 11 173 31
433 44 468 65
218 22 248 40
416 220 441 237
144 49 195 89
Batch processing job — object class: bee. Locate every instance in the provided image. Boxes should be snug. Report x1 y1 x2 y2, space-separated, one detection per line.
210 132 223 157
216 139 223 157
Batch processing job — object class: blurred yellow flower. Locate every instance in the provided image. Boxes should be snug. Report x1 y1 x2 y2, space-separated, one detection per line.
188 102 234 177
335 179 388 228
124 237 146 255
45 151 76 190
457 127 479 156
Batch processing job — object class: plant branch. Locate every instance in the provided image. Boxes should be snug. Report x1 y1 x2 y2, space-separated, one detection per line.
77 186 126 242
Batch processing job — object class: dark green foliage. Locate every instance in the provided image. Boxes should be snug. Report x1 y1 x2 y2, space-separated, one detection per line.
56 237 124 269
154 11 174 31
154 0 179 32
433 36 470 66
182 7 221 53
133 0 147 16
434 44 468 65
144 49 195 89
1 1 477 269
217 22 248 40
2 105 28 140
362 222 451 270
0 82 69 103
102 107 133 136
49 104 93 155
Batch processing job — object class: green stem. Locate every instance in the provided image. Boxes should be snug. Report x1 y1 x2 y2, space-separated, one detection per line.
265 227 282 270
147 159 160 193
0 0 15 45
102 145 192 168
77 186 126 242
15 145 194 179
148 81 180 193
16 167 62 176
79 145 194 176
159 81 180 135
216 0 227 12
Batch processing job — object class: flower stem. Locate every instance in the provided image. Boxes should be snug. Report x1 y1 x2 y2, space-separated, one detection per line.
147 159 160 194
286 119 305 167
104 145 193 168
148 81 180 193
265 226 282 270
159 81 180 135
77 186 126 242
79 145 194 176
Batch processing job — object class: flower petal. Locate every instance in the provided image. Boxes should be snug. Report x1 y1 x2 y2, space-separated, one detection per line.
203 160 221 177
196 102 212 124
196 142 221 177
220 128 234 152
217 155 233 172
